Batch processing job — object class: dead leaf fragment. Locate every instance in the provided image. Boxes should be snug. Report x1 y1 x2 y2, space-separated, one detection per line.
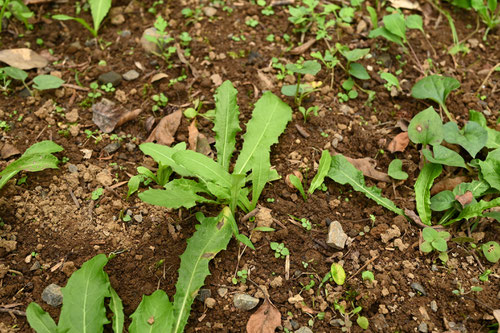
493 310 500 333
81 149 93 159
431 176 469 195
1 144 20 159
151 73 168 83
387 132 409 153
344 155 391 182
188 120 211 155
0 48 48 69
251 206 274 243
146 110 182 146
257 70 274 91
210 73 223 86
116 109 142 128
246 299 281 333
389 0 421 10
92 99 141 133
289 39 316 55
455 191 473 207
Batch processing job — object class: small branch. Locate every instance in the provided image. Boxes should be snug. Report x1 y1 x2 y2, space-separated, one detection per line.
347 256 379 282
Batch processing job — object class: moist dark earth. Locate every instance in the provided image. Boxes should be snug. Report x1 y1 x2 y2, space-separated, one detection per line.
0 0 499 332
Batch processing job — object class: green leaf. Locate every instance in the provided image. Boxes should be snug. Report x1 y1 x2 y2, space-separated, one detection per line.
443 121 487 158
383 13 406 41
52 14 96 36
32 75 64 90
388 159 408 180
432 237 448 252
139 179 214 209
171 207 233 333
408 107 443 146
430 190 455 211
129 290 173 333
213 81 241 171
478 148 500 191
422 227 438 241
327 154 404 215
447 197 500 224
349 63 370 80
127 175 145 198
139 142 191 177
249 149 271 209
419 241 433 252
414 163 442 225
330 263 346 285
368 27 403 45
234 91 292 175
453 180 490 197
3 66 28 81
336 44 370 62
309 150 332 193
286 60 321 75
361 271 375 282
405 14 424 32
109 287 124 333
411 75 460 110
357 316 369 330
172 150 232 188
89 0 111 34
380 72 400 89
482 241 500 263
58 254 111 333
26 303 57 333
289 174 306 200
469 110 500 149
422 145 466 168
281 84 297 97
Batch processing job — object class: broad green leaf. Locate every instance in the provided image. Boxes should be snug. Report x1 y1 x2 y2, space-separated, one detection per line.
89 0 111 34
249 149 271 209
432 237 448 252
420 241 433 252
453 180 490 197
484 211 500 222
422 145 466 168
383 13 406 41
478 148 500 191
411 75 460 109
368 27 403 45
32 75 64 90
330 263 346 285
309 150 331 193
289 174 306 200
430 190 455 211
58 254 111 333
23 140 63 155
447 197 500 224
26 303 57 333
234 91 292 175
52 15 95 36
139 179 214 209
422 227 438 241
388 159 408 180
405 14 423 32
139 142 191 177
469 110 500 149
443 121 487 158
213 81 241 171
408 107 443 146
171 207 233 333
380 72 400 89
173 150 232 188
327 154 404 215
285 60 321 75
3 66 28 81
109 287 124 333
127 174 145 198
336 44 370 62
129 290 173 333
349 63 370 80
357 316 369 329
482 241 500 263
281 84 297 97
414 163 442 225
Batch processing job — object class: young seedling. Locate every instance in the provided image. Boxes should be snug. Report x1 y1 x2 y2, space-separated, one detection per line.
53 0 111 38
281 59 321 106
127 163 173 198
411 75 460 122
146 16 177 67
388 159 408 180
2 67 64 94
270 242 289 258
0 0 34 33
151 92 168 113
290 215 312 231
289 174 307 200
472 0 500 40
232 269 248 284
298 105 319 123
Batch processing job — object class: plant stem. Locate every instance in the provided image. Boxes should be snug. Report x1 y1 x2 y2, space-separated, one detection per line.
441 104 455 123
0 0 10 34
295 73 302 106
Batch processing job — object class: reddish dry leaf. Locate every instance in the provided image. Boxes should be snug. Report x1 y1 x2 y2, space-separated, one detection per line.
289 39 316 55
188 120 212 155
246 299 281 333
146 110 182 146
431 176 469 195
116 108 142 128
92 99 142 133
493 310 500 333
1 143 20 159
455 191 473 207
344 156 391 182
387 132 409 153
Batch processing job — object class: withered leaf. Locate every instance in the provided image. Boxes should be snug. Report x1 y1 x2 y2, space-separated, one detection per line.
455 191 473 207
151 73 168 83
344 155 391 182
289 39 316 55
387 132 409 153
92 99 141 133
431 176 469 195
0 48 48 69
246 299 281 333
1 143 20 159
146 110 182 146
188 120 211 155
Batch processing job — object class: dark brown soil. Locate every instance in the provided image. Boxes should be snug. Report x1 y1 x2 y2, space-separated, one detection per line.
1 0 499 332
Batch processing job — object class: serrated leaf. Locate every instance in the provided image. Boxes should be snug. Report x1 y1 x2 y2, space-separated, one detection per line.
129 290 173 333
408 107 443 146
139 142 190 177
405 14 423 32
330 263 346 285
89 0 111 34
415 163 442 225
443 121 487 158
58 254 111 333
422 145 466 168
171 208 233 333
349 63 370 80
327 154 404 215
447 197 500 225
109 287 124 333
234 91 292 175
172 150 232 188
411 75 460 109
430 190 455 211
32 75 64 90
139 179 214 209
213 81 241 171
309 150 332 193
388 159 408 180
26 303 57 333
478 148 500 191
383 13 406 41
469 110 500 149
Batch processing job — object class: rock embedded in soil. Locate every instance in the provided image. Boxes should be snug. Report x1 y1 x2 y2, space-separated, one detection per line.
418 322 428 333
202 6 217 17
42 284 63 307
196 288 211 302
98 71 122 87
103 142 121 154
430 300 438 312
96 169 113 186
233 293 259 310
65 108 79 122
326 221 348 249
140 28 167 53
205 297 216 309
410 282 427 296
123 70 139 81
217 288 228 298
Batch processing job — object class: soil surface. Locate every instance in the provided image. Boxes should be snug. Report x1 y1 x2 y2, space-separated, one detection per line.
1 0 499 332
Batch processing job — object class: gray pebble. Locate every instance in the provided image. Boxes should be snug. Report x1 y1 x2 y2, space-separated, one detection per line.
196 288 211 302
30 261 41 271
98 71 122 87
123 70 139 81
326 220 348 249
430 300 438 312
103 142 121 154
290 319 300 330
233 293 259 310
410 282 427 296
418 322 428 333
120 30 131 37
67 164 78 174
133 214 143 223
85 39 97 47
42 284 63 307
125 142 137 152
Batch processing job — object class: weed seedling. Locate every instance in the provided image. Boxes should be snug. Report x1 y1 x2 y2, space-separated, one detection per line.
151 93 168 113
0 0 34 33
281 59 321 106
52 0 111 38
91 187 104 200
146 16 177 67
270 242 289 258
232 269 248 284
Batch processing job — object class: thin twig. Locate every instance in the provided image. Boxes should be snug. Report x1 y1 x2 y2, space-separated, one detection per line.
476 63 500 94
346 256 379 282
0 307 26 316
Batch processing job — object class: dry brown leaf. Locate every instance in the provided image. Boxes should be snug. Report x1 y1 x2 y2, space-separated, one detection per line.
431 176 469 195
0 48 48 69
116 109 142 128
493 310 500 333
257 70 274 91
246 299 281 333
344 156 391 182
289 39 316 55
151 73 168 83
145 116 155 133
455 191 473 207
92 99 140 133
389 0 421 10
146 110 182 145
188 120 211 155
387 132 409 153
210 73 223 86
1 144 20 159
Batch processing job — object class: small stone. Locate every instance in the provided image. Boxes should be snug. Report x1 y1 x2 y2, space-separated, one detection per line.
290 319 300 330
98 71 122 87
67 164 78 174
205 297 216 309
62 261 76 277
410 282 427 296
123 70 140 81
96 169 113 186
326 221 348 249
141 27 161 53
42 284 63 307
203 6 217 17
120 30 131 37
233 293 259 310
133 214 143 223
380 225 401 243
296 327 313 333
196 288 211 303
125 142 137 152
330 319 343 327
430 300 438 312
103 142 121 154
217 287 228 298
65 108 79 122
270 276 283 288
111 13 125 25
418 322 428 333
30 261 41 271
